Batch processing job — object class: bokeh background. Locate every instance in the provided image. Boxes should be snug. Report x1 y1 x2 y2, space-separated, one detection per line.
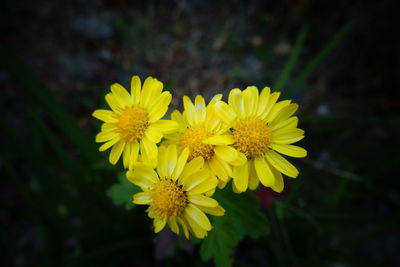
1 0 399 266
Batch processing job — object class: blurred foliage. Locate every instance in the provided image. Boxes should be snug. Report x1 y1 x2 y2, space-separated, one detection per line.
1 0 399 266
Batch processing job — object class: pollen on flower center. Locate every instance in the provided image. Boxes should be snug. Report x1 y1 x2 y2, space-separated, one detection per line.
179 126 214 160
151 180 188 217
116 106 148 142
233 119 271 159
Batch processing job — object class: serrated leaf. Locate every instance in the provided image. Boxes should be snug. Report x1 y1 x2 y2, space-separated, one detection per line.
200 225 236 267
217 189 270 239
106 172 140 210
200 186 269 267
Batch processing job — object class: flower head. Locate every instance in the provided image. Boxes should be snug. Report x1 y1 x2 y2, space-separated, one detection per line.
92 76 178 169
163 95 245 188
213 86 307 193
127 145 224 239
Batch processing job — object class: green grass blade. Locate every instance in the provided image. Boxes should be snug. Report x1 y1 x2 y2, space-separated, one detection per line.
286 22 352 96
0 44 98 163
274 26 308 93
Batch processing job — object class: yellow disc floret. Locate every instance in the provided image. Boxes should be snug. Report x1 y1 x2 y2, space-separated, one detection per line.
117 106 148 142
233 119 271 159
151 180 188 217
179 126 215 160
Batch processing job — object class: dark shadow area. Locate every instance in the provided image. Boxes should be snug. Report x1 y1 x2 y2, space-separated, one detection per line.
1 0 398 266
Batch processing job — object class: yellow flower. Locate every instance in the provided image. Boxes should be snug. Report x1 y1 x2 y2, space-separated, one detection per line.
163 95 245 188
127 145 224 239
213 86 307 193
92 76 178 169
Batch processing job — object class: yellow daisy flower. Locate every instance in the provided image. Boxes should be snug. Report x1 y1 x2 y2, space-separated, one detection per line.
213 86 307 193
127 144 224 239
92 75 178 169
163 95 245 188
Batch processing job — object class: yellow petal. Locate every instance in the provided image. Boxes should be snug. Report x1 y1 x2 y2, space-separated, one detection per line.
133 192 152 204
188 195 218 207
229 152 247 166
148 91 172 123
109 141 125 165
270 116 298 132
254 156 275 187
156 145 168 179
256 87 271 117
194 95 207 124
271 168 284 193
265 150 299 178
207 157 230 182
105 93 120 112
183 170 209 191
272 128 305 144
101 123 117 132
185 204 212 231
228 88 245 119
198 205 225 216
140 137 158 167
188 175 219 195
92 109 117 123
128 141 139 170
110 83 132 107
176 216 190 239
269 144 307 158
99 137 119 151
172 147 189 180
150 120 179 134
168 216 179 234
166 144 177 177
242 86 259 117
126 168 158 189
184 213 207 239
214 145 238 163
154 217 167 233
270 103 298 124
171 110 188 129
213 101 236 125
183 96 196 126
217 179 228 189
263 100 291 122
96 130 119 143
122 140 131 168
140 77 163 109
259 92 280 120
144 127 163 143
204 113 221 132
248 161 260 190
179 156 204 184
203 135 234 145
232 162 248 193
207 94 223 113
130 75 141 105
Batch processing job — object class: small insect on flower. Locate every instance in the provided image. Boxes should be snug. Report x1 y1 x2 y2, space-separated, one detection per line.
92 76 178 169
127 145 225 239
213 86 307 193
163 95 246 189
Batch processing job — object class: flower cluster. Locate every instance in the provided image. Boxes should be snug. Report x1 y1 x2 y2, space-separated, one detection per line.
93 75 306 239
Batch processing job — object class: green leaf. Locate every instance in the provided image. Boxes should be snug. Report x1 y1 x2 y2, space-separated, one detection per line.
106 172 140 210
200 186 269 267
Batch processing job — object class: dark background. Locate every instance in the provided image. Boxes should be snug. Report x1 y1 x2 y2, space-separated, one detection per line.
1 0 399 266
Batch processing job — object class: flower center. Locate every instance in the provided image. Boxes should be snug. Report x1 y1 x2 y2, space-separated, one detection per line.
232 119 271 159
151 180 188 217
116 106 148 142
179 126 214 160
